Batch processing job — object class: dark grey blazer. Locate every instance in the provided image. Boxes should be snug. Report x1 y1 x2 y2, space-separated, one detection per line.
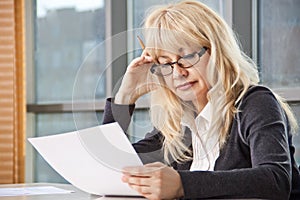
103 85 300 200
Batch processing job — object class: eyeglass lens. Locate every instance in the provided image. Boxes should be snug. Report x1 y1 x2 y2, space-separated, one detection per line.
151 47 207 76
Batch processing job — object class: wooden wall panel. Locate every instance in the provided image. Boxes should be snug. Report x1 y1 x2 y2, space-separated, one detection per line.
0 0 25 183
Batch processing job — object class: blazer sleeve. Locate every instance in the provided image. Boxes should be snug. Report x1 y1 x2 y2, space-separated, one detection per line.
178 86 293 200
102 98 164 164
102 98 135 131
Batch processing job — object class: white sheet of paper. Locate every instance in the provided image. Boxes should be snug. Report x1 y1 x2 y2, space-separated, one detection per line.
28 122 143 196
0 186 73 196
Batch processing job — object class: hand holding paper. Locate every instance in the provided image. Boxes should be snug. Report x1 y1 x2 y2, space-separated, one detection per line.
28 122 143 196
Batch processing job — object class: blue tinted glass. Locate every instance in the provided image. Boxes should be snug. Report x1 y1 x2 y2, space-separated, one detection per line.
36 0 106 103
259 0 300 87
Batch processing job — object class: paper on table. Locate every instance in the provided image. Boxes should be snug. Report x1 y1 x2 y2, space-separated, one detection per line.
0 186 73 196
28 122 143 196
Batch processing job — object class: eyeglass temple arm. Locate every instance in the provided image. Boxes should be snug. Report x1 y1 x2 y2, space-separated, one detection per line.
198 47 208 56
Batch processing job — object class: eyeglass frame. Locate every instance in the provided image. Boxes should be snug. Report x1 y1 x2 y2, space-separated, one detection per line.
150 46 208 76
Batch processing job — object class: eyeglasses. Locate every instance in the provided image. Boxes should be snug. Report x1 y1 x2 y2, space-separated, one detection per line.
150 47 208 76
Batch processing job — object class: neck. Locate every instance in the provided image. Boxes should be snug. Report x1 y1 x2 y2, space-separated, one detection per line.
192 96 208 114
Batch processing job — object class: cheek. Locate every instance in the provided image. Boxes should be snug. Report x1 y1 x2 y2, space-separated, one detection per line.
192 67 207 82
163 78 176 92
193 61 210 84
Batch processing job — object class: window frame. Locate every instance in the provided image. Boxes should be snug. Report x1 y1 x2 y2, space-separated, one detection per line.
25 0 234 182
25 0 149 182
26 0 300 182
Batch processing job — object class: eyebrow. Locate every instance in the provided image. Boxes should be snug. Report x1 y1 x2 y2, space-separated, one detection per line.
158 48 185 58
158 55 171 59
157 47 191 62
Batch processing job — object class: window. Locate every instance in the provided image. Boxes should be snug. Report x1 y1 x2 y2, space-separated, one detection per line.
257 0 300 163
259 0 300 88
35 1 106 102
27 0 284 182
27 0 106 183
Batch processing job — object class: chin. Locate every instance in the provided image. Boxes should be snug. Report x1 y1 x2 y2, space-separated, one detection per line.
179 97 197 102
176 92 198 102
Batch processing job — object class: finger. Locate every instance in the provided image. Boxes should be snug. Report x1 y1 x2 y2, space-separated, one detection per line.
122 166 144 174
144 163 167 174
143 55 153 63
122 174 150 184
128 57 145 68
124 175 162 199
125 175 152 187
123 165 157 174
143 193 160 200
129 184 151 196
144 162 165 167
141 48 150 57
123 166 158 176
141 49 153 62
128 56 153 70
122 174 129 183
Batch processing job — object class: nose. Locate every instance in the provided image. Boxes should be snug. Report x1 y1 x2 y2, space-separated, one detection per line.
172 63 188 78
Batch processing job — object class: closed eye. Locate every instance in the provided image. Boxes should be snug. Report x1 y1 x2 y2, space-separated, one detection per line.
182 52 197 59
161 64 171 68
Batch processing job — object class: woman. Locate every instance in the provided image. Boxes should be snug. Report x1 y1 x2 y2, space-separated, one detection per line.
103 1 300 199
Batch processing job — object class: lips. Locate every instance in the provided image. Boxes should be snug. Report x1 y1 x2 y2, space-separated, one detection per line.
176 81 197 91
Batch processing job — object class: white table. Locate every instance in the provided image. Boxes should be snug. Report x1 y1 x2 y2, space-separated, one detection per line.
0 183 144 200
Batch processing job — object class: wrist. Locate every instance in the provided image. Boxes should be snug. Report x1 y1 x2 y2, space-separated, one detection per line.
114 92 137 105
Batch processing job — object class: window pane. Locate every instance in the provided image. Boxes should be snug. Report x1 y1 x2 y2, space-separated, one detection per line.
259 0 300 88
132 0 221 29
130 0 223 57
130 110 153 143
35 112 103 183
258 0 300 166
35 0 106 103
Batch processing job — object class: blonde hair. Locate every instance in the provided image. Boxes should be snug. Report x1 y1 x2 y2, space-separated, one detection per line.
143 0 298 164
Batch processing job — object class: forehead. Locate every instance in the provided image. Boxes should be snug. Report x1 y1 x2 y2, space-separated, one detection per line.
145 29 200 58
158 47 183 57
156 46 198 60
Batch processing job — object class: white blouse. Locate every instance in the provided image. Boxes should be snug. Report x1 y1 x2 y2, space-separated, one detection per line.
181 103 219 171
